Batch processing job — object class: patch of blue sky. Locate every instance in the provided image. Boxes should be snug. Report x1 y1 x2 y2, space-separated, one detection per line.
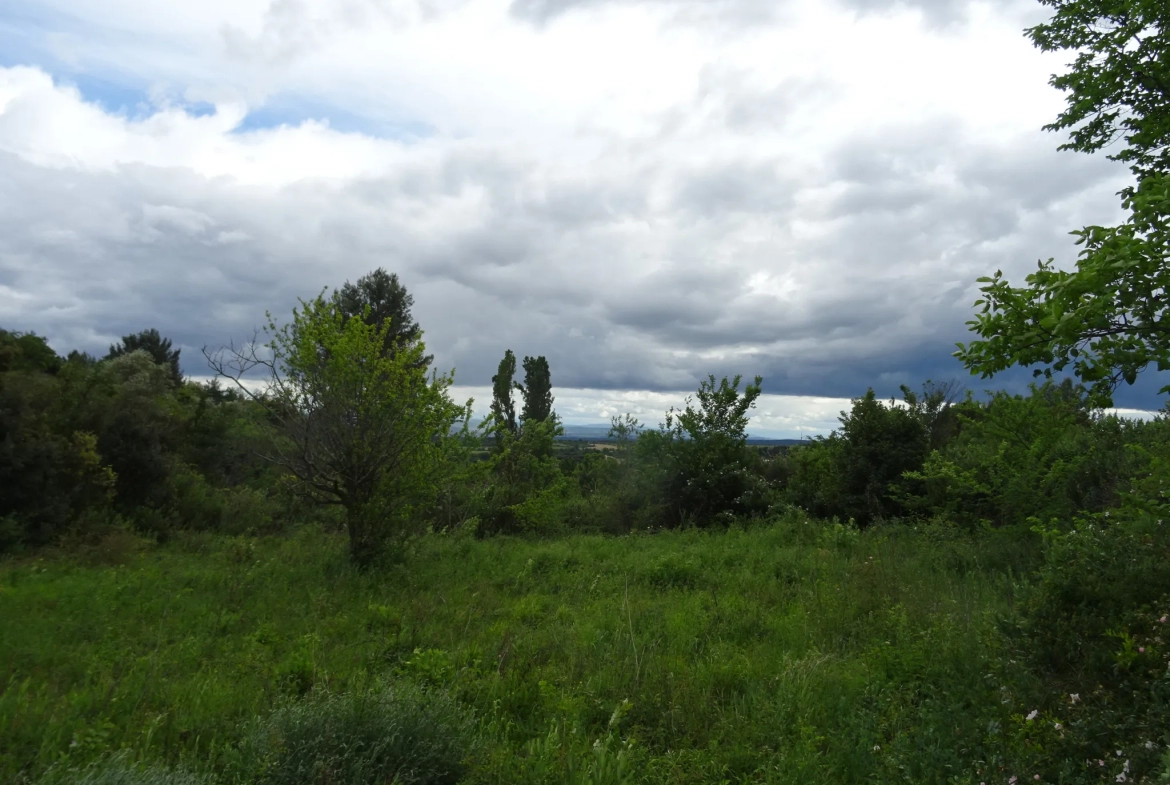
61 73 158 117
232 96 433 142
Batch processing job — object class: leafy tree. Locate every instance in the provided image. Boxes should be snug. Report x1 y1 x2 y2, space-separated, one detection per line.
1027 0 1170 181
64 351 182 514
900 379 965 451
334 269 432 369
107 328 183 388
0 330 62 374
517 355 555 427
957 0 1170 406
833 389 929 526
489 350 519 448
901 380 1142 528
477 418 564 535
957 177 1170 407
207 294 469 566
658 374 767 527
0 368 115 550
608 414 641 454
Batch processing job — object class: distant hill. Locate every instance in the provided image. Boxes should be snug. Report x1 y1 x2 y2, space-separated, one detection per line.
557 424 805 446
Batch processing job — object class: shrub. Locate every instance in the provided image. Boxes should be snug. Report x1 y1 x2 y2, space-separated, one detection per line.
232 682 478 785
35 751 212 785
783 389 930 526
995 513 1170 782
900 380 1136 529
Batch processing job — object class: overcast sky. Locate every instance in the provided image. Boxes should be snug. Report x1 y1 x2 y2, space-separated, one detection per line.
0 0 1156 435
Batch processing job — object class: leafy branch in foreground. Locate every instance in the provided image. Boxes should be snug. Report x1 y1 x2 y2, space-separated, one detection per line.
1028 0 1170 182
956 174 1170 407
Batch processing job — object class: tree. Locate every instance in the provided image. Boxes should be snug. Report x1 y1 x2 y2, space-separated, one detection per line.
834 389 929 526
517 355 555 427
334 269 432 369
206 294 469 566
488 350 518 448
0 330 62 375
957 0 1170 407
659 374 766 527
107 328 183 388
900 379 965 451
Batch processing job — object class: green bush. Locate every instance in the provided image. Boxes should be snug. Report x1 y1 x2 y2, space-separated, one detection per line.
994 513 1170 782
783 389 930 526
231 682 478 785
901 381 1149 529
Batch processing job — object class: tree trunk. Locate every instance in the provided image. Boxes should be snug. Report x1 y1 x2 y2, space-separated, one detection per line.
345 499 381 569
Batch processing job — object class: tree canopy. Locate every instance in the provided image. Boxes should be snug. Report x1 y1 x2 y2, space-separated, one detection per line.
1028 0 1170 181
107 328 183 388
489 350 519 448
207 293 467 565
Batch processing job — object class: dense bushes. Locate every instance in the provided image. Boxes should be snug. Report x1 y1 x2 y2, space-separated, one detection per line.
777 379 1170 532
0 332 276 553
983 511 1170 782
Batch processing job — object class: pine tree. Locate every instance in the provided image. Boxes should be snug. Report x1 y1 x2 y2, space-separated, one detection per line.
334 269 433 369
107 328 182 387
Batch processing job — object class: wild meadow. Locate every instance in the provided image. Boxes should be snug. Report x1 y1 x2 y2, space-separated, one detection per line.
0 515 1032 784
5 502 1170 784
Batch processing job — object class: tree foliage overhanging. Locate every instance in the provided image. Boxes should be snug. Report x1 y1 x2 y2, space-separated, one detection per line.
956 0 1170 407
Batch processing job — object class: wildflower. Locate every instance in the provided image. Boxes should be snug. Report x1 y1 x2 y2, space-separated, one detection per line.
1070 693 1080 703
1145 741 1157 750
1099 760 1105 766
1034 776 1041 781
1026 710 1038 721
1161 616 1167 624
1054 722 1063 730
1116 775 1126 783
1009 776 1017 784
1140 647 1146 653
873 745 880 751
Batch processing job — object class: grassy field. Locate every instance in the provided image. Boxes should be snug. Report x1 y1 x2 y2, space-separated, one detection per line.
0 514 1045 784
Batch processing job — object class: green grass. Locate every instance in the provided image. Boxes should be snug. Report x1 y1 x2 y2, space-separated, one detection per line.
0 515 1041 784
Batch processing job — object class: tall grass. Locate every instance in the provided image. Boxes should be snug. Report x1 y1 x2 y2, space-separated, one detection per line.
0 514 1039 784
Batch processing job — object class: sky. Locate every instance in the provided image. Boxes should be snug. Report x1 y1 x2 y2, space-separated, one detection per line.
0 0 1158 436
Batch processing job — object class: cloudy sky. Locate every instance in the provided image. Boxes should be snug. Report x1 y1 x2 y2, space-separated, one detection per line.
0 0 1155 435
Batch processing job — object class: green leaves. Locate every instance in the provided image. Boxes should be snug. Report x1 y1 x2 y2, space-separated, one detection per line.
956 174 1170 408
1029 0 1170 180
